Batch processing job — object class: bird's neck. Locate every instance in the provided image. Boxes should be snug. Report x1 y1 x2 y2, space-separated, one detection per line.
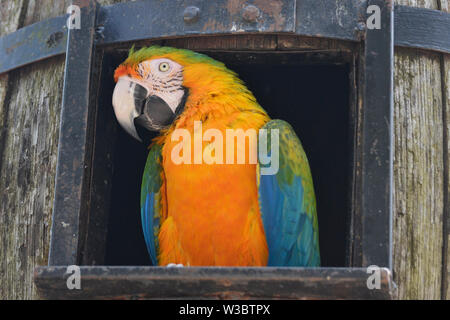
152 87 269 146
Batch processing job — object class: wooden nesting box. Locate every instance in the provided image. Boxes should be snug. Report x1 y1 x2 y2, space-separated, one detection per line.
0 0 448 300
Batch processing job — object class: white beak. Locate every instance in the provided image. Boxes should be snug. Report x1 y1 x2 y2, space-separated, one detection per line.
112 77 142 142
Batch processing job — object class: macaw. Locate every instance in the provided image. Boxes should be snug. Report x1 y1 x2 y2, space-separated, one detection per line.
112 46 320 267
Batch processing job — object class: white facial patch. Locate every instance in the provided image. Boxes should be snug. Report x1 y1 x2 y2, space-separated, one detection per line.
157 89 186 113
138 58 185 113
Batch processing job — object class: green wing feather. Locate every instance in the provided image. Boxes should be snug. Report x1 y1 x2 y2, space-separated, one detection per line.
140 144 164 265
258 120 320 266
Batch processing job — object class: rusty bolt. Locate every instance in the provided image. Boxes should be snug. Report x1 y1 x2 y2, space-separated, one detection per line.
46 31 64 48
183 6 200 23
242 5 260 23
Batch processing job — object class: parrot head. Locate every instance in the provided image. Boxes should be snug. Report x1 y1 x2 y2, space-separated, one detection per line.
112 45 258 143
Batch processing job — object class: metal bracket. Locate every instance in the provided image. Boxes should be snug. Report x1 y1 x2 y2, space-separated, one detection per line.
0 15 68 75
360 0 394 269
48 0 98 266
96 0 296 45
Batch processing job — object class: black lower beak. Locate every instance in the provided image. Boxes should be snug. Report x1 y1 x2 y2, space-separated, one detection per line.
134 87 189 139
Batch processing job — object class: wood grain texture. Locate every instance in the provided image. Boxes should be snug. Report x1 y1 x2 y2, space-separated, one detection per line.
0 0 27 159
438 0 449 301
164 34 278 51
277 35 355 51
97 0 138 5
440 0 450 303
393 48 444 299
443 54 450 300
34 266 395 300
396 0 439 8
0 0 68 300
0 57 65 300
22 0 71 27
0 0 28 300
393 0 448 300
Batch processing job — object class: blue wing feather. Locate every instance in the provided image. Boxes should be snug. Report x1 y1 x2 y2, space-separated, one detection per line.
258 120 320 266
140 144 164 265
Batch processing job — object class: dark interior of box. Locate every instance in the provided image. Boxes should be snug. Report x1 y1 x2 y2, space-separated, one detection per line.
97 49 352 267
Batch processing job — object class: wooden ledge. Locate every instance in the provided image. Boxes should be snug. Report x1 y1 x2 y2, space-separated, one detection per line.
34 266 396 300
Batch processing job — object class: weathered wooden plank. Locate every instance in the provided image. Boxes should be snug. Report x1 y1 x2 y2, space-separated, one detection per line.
393 49 444 300
0 1 26 36
34 266 396 300
396 0 439 8
97 0 135 4
441 0 449 11
0 0 28 301
163 34 278 51
0 57 65 300
0 0 28 157
0 0 70 300
443 53 450 301
392 0 446 300
439 0 450 303
22 1 71 26
277 35 355 51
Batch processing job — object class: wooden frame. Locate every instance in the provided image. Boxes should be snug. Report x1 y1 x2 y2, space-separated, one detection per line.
30 0 398 299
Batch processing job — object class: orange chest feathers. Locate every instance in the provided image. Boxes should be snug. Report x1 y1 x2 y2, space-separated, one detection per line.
157 123 269 266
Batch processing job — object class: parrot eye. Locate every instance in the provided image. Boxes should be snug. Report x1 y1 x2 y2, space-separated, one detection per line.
158 62 170 72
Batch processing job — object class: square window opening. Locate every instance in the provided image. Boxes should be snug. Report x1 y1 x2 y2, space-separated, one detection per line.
85 47 355 268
